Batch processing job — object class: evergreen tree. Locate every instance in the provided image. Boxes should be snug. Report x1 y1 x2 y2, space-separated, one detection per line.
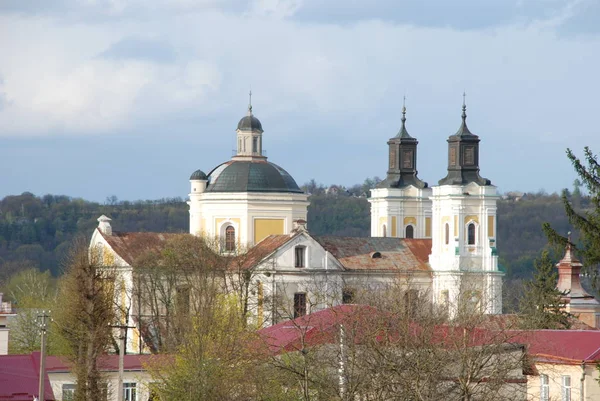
519 250 572 329
543 147 600 294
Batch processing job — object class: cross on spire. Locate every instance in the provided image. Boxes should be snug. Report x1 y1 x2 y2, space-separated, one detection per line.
248 90 253 114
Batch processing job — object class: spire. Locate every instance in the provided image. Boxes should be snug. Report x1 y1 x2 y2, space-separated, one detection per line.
248 90 253 115
396 95 412 139
556 232 592 298
455 91 473 136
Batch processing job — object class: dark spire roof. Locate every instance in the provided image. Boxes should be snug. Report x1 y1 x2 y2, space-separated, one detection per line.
395 96 413 139
189 169 208 180
376 99 427 190
438 95 491 186
454 92 476 138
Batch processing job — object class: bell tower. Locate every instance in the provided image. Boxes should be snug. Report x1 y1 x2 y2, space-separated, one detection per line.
369 99 432 239
429 95 502 315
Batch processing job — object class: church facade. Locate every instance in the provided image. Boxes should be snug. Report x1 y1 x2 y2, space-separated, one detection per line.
90 97 505 353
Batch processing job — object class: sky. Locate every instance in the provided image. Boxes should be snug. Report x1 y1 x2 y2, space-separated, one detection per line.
1 0 599 202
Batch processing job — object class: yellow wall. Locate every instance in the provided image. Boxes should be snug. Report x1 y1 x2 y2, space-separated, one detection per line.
425 217 431 237
254 219 285 244
454 216 458 237
464 215 479 225
391 216 397 237
403 217 416 226
488 216 494 237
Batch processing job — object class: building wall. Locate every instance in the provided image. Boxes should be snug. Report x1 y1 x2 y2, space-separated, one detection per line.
528 363 600 401
49 370 152 401
428 183 502 315
188 191 309 246
369 186 432 238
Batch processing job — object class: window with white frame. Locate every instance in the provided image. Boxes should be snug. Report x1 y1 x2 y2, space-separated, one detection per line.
124 382 137 401
562 375 571 401
540 374 549 401
382 224 387 237
62 384 76 401
294 246 306 268
225 225 236 252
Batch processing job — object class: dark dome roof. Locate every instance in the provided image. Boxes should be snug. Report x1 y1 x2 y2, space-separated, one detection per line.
237 114 263 132
189 169 208 180
206 160 303 193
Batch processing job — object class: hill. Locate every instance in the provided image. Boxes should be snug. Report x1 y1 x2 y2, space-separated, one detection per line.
0 185 577 287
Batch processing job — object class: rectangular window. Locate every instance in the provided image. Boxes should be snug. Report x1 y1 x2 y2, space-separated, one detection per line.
294 293 307 318
252 137 258 153
124 382 137 401
62 384 76 401
562 375 571 401
540 374 549 401
295 246 306 268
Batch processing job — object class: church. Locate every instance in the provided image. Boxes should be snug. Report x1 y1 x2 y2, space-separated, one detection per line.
90 96 505 353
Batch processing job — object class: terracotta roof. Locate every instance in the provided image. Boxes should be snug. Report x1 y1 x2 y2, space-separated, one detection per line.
0 353 54 400
313 236 431 271
99 229 185 265
238 234 295 269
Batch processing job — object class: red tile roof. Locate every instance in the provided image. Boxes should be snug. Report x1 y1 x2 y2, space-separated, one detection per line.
99 230 185 265
510 330 600 364
314 237 431 271
44 354 154 372
0 353 54 400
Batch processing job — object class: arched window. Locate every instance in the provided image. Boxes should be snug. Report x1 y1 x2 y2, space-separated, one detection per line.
225 226 236 251
467 223 476 245
444 223 450 245
252 137 258 153
405 225 414 239
382 224 387 237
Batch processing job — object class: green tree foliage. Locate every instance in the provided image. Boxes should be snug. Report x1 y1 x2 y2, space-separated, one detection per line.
53 240 116 401
544 147 600 294
518 250 572 329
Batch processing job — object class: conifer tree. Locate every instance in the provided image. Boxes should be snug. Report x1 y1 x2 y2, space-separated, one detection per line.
543 146 600 294
519 250 571 329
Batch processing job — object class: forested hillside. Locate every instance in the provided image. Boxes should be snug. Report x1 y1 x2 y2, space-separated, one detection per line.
0 184 578 287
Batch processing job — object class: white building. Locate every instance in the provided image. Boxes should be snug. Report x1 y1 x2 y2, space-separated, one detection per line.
90 98 503 353
369 101 503 314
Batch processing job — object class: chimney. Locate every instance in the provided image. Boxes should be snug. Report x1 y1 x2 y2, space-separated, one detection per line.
97 215 112 236
556 235 592 299
292 219 307 234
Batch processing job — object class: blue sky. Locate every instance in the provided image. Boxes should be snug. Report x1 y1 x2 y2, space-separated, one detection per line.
0 0 599 201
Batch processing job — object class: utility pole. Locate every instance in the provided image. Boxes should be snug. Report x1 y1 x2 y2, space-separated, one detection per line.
110 324 134 401
37 311 50 401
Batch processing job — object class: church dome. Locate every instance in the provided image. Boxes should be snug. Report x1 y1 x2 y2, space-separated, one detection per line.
189 169 208 180
206 160 302 193
237 113 263 132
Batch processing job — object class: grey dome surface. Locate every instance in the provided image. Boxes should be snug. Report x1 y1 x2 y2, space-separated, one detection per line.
206 160 302 193
189 169 208 180
237 114 263 132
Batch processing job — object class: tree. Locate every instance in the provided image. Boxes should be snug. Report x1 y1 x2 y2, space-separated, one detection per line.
544 147 600 294
53 239 116 401
2 268 61 354
518 250 572 329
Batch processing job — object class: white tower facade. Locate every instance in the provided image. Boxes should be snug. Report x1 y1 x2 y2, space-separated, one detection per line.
369 105 432 239
429 102 502 315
